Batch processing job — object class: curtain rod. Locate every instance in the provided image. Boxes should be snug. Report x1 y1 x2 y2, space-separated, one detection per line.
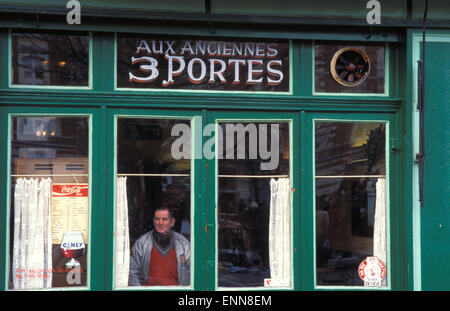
11 174 88 177
315 175 385 179
218 175 289 178
117 173 189 177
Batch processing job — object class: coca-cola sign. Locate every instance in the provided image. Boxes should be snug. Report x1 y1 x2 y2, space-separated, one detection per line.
52 184 88 197
117 36 290 92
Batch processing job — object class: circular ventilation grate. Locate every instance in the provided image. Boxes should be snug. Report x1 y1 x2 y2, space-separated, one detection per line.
330 47 371 87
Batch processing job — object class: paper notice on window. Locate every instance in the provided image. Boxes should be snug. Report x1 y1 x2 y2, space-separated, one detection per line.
51 184 89 244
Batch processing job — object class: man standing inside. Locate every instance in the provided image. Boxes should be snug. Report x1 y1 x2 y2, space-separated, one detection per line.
128 206 190 286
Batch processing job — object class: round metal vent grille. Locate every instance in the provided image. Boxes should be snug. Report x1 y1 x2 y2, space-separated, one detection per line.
330 47 371 87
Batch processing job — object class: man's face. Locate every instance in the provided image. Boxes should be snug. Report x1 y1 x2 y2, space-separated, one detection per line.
153 209 175 235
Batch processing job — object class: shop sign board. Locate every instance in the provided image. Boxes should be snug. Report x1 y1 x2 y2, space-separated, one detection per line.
117 36 290 92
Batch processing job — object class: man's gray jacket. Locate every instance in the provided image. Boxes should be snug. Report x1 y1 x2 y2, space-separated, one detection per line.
128 230 191 286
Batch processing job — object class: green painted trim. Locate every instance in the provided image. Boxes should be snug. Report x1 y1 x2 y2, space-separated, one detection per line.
409 30 450 291
0 29 8 88
291 112 301 291
92 34 115 92
7 29 94 90
0 17 402 43
298 42 312 97
0 106 9 290
299 111 314 290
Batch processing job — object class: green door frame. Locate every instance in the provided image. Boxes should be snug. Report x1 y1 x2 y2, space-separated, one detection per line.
302 111 402 291
206 110 301 291
104 107 205 291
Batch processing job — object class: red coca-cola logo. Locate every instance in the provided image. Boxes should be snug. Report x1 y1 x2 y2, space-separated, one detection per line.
53 184 88 197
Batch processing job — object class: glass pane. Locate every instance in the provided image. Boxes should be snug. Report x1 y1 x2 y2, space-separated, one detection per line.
218 121 291 288
315 121 387 288
11 32 89 86
9 117 89 289
315 122 386 176
115 118 191 288
219 122 290 176
315 43 385 94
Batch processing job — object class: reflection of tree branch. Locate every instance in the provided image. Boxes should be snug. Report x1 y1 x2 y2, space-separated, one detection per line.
364 125 385 174
23 34 89 68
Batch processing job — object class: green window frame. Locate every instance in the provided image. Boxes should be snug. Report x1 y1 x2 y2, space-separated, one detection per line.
302 112 400 291
206 111 300 291
312 41 390 97
0 106 106 291
8 29 93 90
106 108 204 291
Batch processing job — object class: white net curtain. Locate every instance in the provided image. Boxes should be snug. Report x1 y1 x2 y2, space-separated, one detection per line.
268 178 291 287
115 176 130 287
374 177 387 268
13 178 53 289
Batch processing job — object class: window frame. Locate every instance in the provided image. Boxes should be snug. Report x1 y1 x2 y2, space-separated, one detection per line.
4 108 96 291
309 113 396 291
207 110 300 291
312 41 390 97
8 29 93 90
109 108 202 291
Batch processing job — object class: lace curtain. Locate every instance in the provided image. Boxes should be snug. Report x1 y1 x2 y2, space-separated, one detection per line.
115 176 130 287
373 177 386 265
372 177 387 286
268 178 291 287
13 178 53 289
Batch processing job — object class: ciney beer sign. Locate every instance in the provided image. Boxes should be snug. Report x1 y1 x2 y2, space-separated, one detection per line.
117 36 290 92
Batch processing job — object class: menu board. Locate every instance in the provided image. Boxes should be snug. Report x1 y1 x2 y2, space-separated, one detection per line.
51 184 89 244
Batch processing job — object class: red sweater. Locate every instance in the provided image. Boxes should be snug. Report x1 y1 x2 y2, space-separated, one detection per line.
143 246 178 286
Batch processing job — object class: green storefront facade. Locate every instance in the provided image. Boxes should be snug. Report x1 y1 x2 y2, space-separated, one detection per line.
0 0 449 292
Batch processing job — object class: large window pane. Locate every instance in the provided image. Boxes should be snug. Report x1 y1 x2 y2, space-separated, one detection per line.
115 118 191 288
9 117 90 289
218 122 291 288
315 121 387 287
11 32 89 86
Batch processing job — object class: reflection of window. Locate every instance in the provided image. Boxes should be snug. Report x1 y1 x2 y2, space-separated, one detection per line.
11 32 89 86
115 118 192 288
315 121 387 287
217 122 291 288
20 54 49 84
315 42 385 94
9 117 90 290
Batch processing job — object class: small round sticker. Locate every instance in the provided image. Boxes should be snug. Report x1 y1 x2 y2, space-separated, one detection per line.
358 256 386 287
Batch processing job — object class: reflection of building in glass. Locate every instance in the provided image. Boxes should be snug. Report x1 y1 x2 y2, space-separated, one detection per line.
12 33 89 86
315 122 386 286
217 122 290 288
16 37 50 85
